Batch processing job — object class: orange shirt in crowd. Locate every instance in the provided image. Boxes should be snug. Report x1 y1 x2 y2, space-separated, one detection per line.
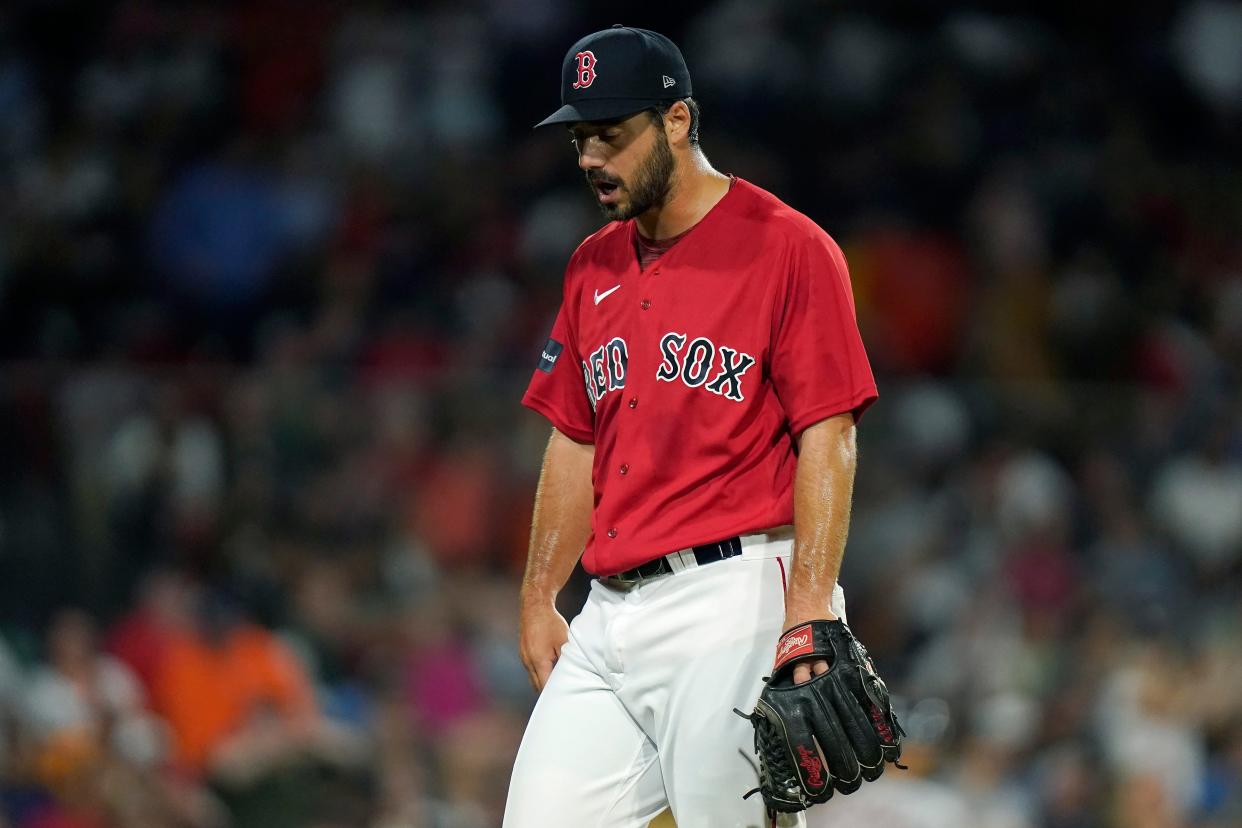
151 623 317 773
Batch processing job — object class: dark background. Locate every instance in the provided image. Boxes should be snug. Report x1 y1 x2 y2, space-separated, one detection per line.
0 1 1239 826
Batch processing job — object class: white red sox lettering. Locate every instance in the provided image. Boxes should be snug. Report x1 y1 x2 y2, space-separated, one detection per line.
582 333 757 409
656 332 756 401
583 337 629 410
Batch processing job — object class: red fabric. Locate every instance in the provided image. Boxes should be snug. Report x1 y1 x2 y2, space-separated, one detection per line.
233 1 332 132
849 228 968 374
1005 540 1078 614
105 609 171 697
522 179 876 575
634 226 691 271
23 805 107 828
408 447 499 567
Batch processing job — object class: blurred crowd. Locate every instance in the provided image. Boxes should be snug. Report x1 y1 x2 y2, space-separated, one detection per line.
0 1 1240 827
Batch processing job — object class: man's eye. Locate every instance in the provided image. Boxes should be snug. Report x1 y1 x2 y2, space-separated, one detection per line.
568 131 617 147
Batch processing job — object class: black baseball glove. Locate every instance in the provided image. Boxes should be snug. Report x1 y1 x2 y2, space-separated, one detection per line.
734 619 905 814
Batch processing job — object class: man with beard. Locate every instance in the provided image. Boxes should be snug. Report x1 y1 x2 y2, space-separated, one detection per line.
507 26 887 828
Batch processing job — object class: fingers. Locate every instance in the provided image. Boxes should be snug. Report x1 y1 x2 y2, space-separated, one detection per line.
518 609 569 693
523 659 541 692
524 660 545 692
793 659 830 684
533 657 556 692
522 651 549 692
522 647 560 692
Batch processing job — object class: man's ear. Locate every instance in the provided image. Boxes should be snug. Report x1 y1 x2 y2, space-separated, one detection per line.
663 100 691 144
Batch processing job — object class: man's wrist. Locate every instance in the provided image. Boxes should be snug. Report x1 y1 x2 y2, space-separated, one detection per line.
781 593 838 630
520 584 558 611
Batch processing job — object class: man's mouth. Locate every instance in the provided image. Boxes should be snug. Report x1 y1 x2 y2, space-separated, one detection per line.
592 179 621 204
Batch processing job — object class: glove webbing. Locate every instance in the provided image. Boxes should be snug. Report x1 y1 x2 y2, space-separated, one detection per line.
734 706 804 805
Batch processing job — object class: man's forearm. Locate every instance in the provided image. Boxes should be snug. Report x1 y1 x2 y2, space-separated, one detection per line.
521 428 595 608
783 413 858 627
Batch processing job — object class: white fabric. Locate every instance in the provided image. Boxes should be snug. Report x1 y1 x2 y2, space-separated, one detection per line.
504 536 846 828
23 656 145 737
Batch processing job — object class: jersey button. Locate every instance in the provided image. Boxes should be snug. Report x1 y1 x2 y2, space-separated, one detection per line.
628 397 638 409
619 463 629 476
640 299 652 310
607 527 618 539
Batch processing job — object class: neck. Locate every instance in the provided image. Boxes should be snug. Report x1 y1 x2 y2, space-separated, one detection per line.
635 151 730 240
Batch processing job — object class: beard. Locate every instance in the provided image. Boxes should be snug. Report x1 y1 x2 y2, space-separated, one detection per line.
587 130 676 222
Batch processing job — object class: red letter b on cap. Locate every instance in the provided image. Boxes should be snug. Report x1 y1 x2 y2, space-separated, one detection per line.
572 51 597 89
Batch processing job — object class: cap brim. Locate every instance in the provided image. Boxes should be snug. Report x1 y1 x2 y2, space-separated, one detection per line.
534 98 661 128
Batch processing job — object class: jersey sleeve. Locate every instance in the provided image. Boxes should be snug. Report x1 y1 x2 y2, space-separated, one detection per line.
522 302 595 443
769 231 878 436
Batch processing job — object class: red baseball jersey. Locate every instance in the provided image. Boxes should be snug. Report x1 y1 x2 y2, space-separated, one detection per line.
522 178 877 576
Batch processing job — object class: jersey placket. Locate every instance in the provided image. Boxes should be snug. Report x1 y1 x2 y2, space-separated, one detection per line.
598 252 653 550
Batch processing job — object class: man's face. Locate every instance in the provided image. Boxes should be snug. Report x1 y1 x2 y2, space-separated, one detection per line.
570 111 675 222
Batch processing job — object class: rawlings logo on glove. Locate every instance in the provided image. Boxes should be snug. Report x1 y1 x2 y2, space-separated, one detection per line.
774 624 814 668
734 619 906 815
796 746 824 788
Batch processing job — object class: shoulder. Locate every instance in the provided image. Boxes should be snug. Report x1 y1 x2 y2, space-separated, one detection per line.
561 220 631 301
727 179 844 259
727 179 847 277
567 220 630 271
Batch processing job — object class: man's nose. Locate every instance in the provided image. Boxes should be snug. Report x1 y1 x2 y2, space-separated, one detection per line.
577 141 605 172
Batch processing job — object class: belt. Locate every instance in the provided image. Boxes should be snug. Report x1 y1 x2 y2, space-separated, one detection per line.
600 536 743 590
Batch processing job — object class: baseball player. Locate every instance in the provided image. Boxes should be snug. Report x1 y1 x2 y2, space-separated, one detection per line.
506 26 900 828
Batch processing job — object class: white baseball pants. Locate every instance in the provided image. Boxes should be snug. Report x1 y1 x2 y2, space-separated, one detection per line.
503 533 847 828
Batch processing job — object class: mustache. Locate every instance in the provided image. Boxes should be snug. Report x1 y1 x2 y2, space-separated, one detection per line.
586 172 623 188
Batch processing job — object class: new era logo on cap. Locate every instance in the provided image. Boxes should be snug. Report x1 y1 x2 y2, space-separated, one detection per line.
662 75 675 88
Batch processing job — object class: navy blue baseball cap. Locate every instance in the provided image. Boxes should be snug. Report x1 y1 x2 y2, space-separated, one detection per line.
535 25 693 128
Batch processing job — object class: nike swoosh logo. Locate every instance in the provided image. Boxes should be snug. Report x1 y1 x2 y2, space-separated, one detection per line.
593 285 621 305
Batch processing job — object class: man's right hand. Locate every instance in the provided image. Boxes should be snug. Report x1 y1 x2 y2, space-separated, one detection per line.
519 602 570 692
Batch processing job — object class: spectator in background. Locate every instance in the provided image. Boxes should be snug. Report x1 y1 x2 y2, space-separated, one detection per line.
104 382 226 576
150 590 317 777
105 569 197 699
21 609 156 790
149 588 365 827
146 148 293 315
399 595 485 739
13 609 219 828
1150 417 1242 579
0 635 24 802
1097 643 1208 825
